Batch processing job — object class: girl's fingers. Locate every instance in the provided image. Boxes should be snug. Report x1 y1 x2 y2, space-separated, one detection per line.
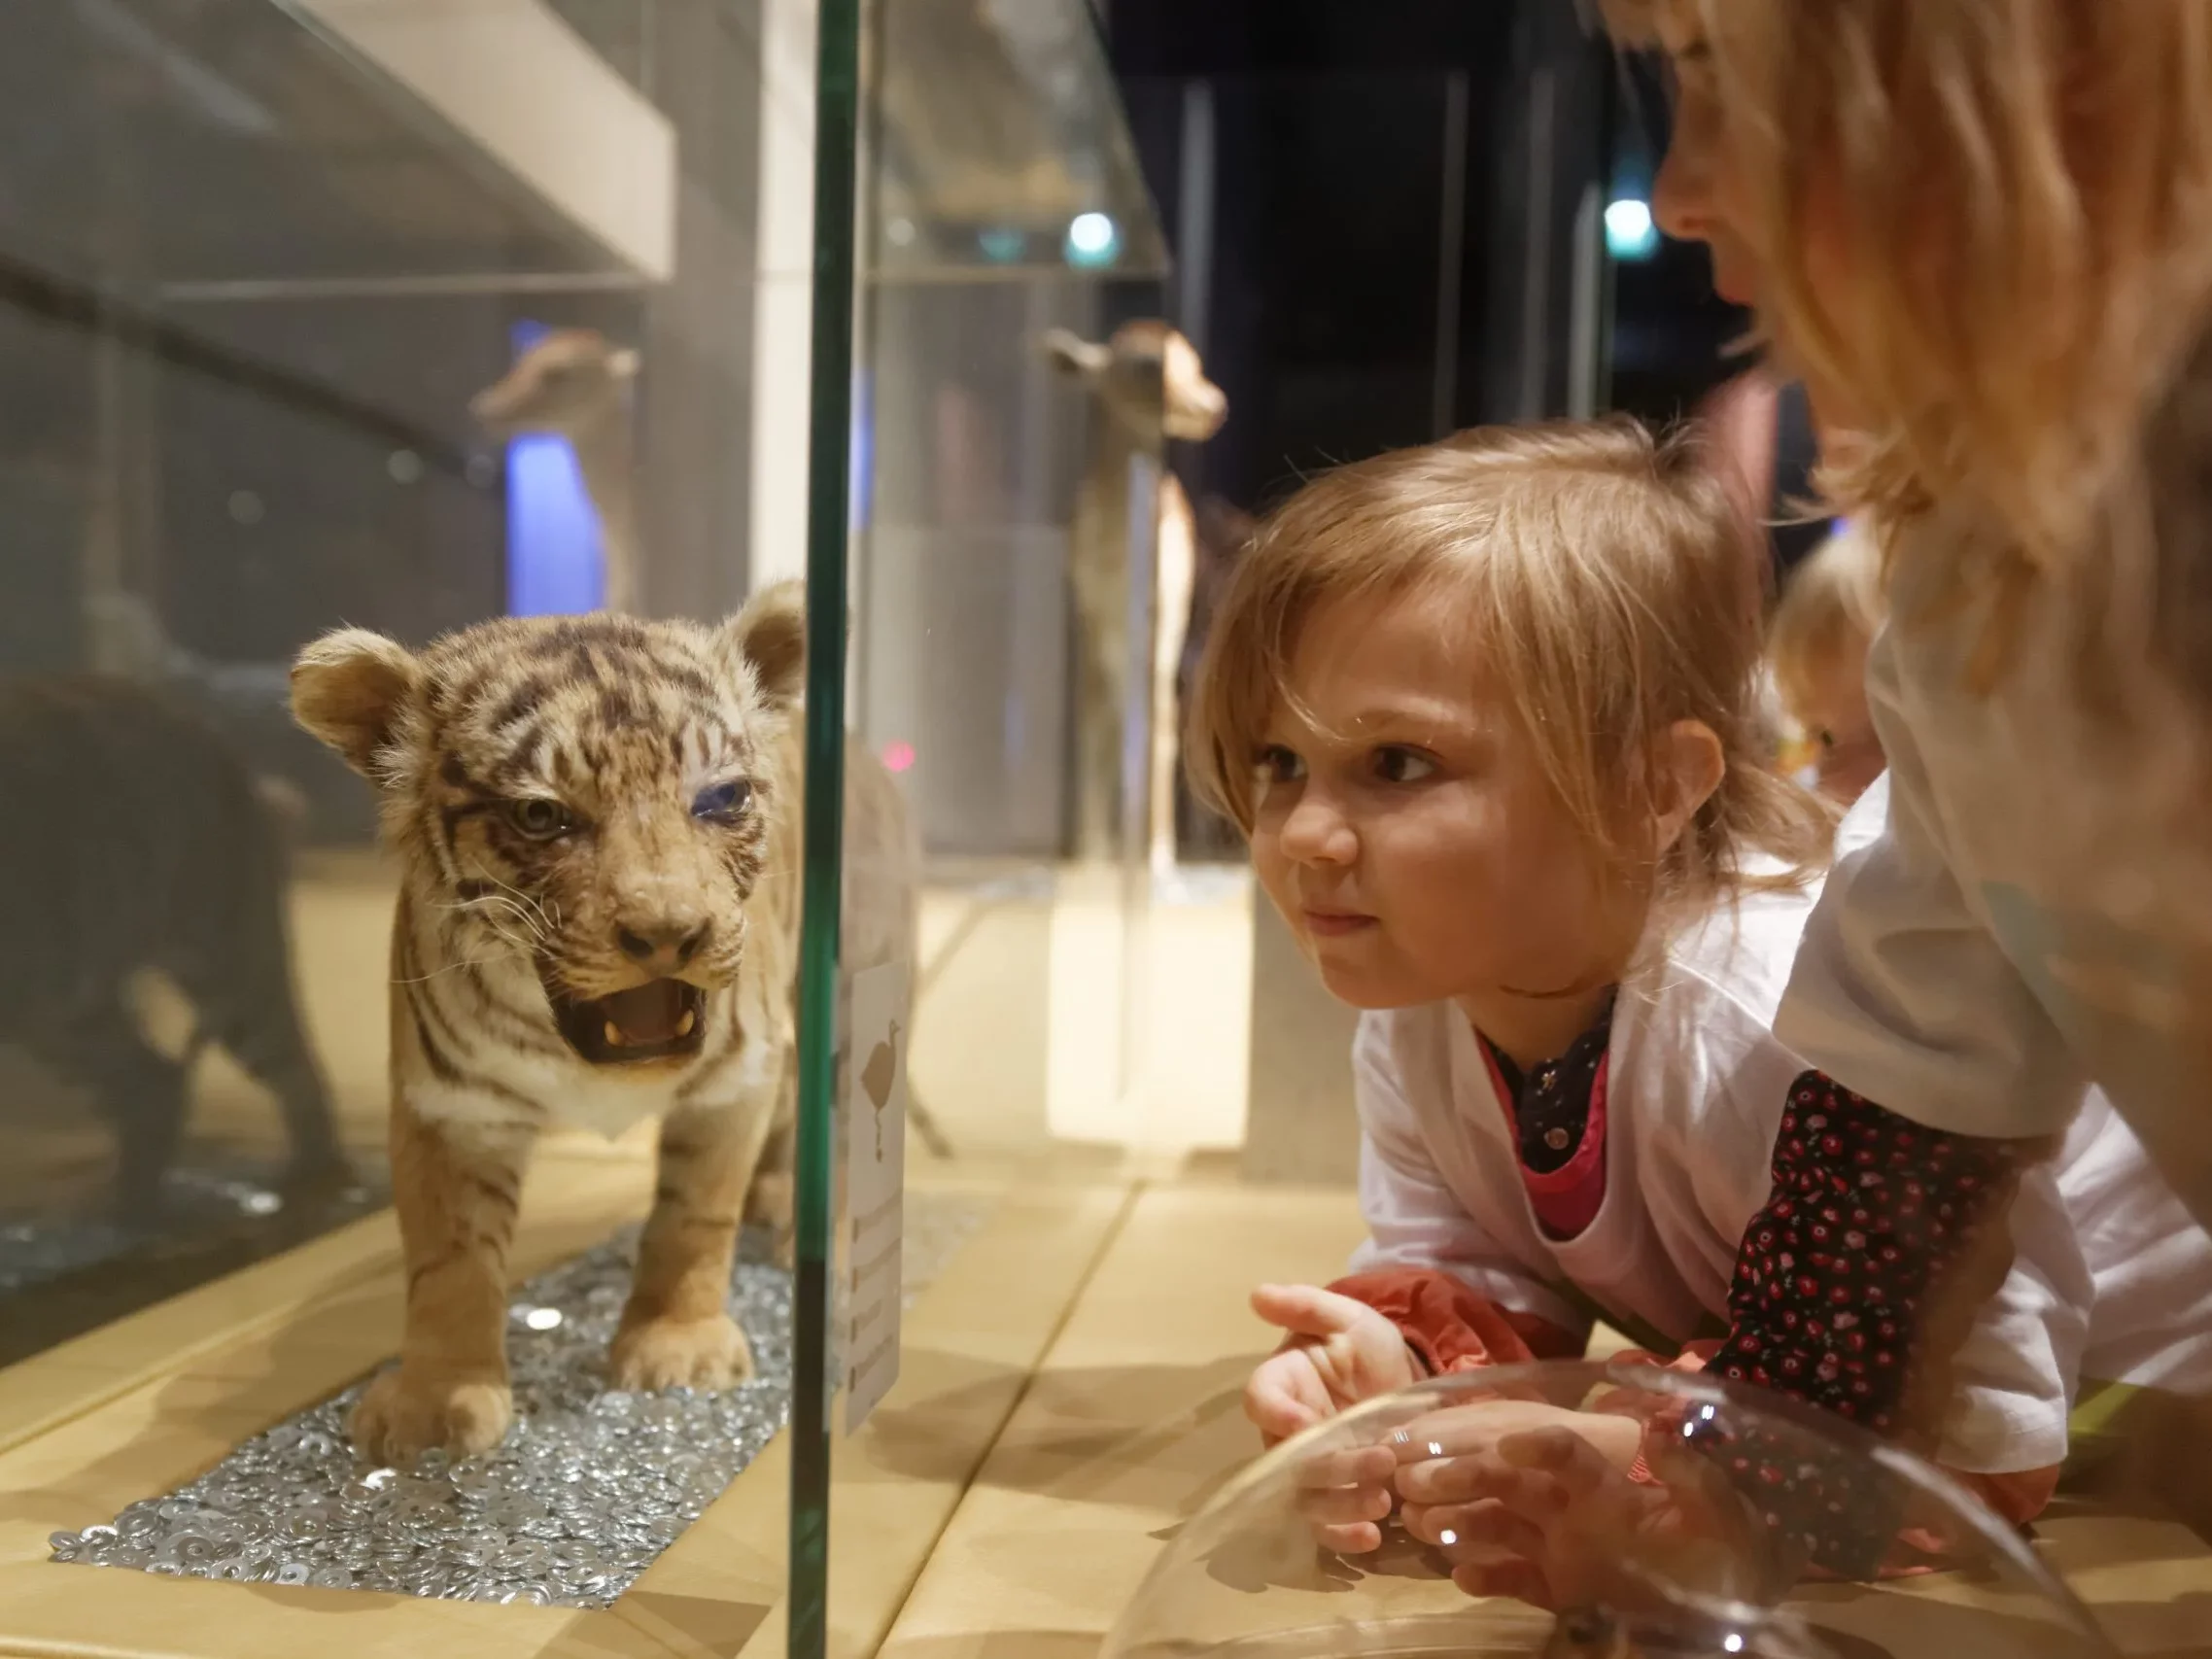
1390 1405 1499 1463
1400 1452 1577 1518
1290 1442 1398 1492
1293 1481 1394 1528
1499 1425 1628 1501
1315 1517 1386 1555
1451 1558 1555 1608
1251 1283 1367 1340
1401 1498 1548 1564
1243 1378 1319 1444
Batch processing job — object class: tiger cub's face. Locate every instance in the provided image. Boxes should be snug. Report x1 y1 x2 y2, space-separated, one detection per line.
290 585 806 1069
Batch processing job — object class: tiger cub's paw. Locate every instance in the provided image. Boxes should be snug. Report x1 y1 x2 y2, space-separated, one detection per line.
349 1365 513 1464
609 1313 753 1392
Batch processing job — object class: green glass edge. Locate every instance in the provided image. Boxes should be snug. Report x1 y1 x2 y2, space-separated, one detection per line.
786 0 863 1651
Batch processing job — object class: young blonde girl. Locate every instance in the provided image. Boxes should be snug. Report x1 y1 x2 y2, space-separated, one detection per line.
1546 0 2212 1566
1766 520 1885 805
1192 421 2212 1603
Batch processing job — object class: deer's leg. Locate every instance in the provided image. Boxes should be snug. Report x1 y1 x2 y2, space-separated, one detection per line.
1150 489 1197 877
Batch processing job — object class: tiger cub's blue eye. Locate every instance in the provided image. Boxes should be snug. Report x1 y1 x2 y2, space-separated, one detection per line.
694 779 752 822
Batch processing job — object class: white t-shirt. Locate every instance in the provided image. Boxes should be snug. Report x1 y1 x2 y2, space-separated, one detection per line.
1349 837 2212 1473
1776 503 2212 1216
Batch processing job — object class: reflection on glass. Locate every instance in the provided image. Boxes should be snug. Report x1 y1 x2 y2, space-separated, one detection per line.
853 0 1198 1177
0 1 684 1363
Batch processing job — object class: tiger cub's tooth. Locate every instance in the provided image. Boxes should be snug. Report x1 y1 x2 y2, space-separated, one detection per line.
605 1020 625 1047
676 1009 697 1038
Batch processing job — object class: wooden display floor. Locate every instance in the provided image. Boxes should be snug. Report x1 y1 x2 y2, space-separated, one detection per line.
876 1184 2212 1659
7 1174 2212 1658
0 1142 1125 1659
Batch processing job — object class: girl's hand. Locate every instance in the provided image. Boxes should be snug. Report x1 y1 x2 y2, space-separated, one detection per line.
1243 1283 1421 1554
1244 1283 1422 1443
1390 1400 1642 1476
1398 1425 1766 1611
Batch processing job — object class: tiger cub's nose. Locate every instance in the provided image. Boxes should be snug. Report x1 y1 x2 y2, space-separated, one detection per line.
615 916 710 974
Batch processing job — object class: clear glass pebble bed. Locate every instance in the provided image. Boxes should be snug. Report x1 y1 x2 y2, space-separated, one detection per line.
46 1192 988 1607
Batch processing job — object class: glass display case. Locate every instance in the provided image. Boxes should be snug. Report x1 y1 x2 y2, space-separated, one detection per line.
0 1 1186 1654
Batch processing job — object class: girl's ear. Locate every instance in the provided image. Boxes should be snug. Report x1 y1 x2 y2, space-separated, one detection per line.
1652 718 1726 855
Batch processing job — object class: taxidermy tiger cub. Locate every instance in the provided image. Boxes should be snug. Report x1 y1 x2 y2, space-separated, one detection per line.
292 585 820 1463
0 674 349 1217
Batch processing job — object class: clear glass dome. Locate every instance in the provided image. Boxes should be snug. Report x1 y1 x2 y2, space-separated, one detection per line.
1103 1362 2116 1659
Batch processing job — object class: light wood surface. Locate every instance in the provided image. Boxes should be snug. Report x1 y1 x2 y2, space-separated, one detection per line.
875 1184 1371 1659
0 1159 1128 1659
15 1172 2212 1659
1238 902 1358 1189
875 1186 2212 1659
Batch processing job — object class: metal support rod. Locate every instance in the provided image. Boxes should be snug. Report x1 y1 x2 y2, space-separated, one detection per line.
1432 70 1469 437
156 270 652 303
1176 78 1216 353
785 0 861 1651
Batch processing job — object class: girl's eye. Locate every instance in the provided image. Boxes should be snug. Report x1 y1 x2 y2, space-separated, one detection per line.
1372 746 1437 784
1253 744 1305 785
507 798 575 840
693 779 753 822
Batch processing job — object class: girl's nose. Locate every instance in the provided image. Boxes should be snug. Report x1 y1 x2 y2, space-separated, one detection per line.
1277 790 1357 866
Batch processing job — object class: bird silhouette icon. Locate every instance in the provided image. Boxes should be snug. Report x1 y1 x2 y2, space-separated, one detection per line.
862 1020 902 1158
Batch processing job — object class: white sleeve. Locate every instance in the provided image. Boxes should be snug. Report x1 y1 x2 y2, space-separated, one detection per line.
1345 1014 1591 1342
1932 1154 2090 1473
1775 639 2086 1137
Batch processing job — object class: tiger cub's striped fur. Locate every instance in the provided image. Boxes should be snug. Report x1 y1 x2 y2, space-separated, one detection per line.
292 586 812 1463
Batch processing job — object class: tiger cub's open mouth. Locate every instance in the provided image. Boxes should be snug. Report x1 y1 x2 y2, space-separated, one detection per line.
545 976 709 1066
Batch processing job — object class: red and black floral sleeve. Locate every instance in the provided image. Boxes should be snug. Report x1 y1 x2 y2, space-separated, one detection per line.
1684 1070 2043 1575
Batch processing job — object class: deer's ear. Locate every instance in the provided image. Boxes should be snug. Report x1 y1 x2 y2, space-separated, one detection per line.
1042 328 1111 380
291 629 423 779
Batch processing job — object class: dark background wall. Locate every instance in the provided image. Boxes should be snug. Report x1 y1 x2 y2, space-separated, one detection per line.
1104 0 1756 518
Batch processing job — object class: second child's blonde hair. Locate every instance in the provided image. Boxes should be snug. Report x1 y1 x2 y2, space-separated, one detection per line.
1768 519 1885 721
1188 419 1833 931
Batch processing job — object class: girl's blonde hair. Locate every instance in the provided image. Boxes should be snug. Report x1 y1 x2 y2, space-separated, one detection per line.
1767 518 1886 721
1188 419 1834 928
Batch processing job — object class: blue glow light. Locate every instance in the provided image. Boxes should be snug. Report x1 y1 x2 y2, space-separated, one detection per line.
1605 196 1661 261
1065 212 1122 269
502 320 605 616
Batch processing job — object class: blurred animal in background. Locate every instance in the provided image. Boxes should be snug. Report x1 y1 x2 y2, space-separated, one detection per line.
1045 319 1228 875
470 328 642 613
1178 495 1260 862
0 674 349 1219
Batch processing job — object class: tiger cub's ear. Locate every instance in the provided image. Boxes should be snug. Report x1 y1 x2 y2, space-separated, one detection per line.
720 579 810 712
291 628 423 779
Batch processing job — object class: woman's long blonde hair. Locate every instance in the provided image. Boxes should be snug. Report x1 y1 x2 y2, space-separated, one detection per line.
1602 0 2212 1009
1608 0 2212 591
1188 419 1834 935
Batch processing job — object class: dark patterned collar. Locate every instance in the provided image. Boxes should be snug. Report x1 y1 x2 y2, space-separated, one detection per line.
1481 988 1618 1175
